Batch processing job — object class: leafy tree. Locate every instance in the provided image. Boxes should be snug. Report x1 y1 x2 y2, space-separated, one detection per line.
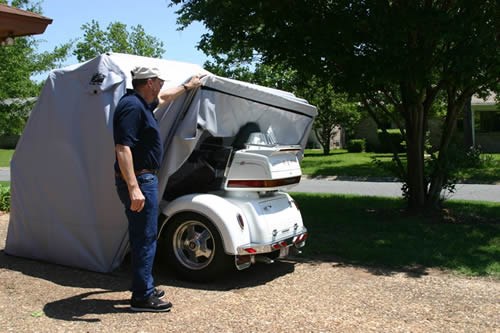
0 0 71 136
172 0 500 213
73 20 165 62
203 54 256 83
301 80 360 155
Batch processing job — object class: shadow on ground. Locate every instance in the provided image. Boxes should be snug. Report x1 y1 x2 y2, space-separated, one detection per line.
43 291 130 322
0 249 295 321
293 254 431 279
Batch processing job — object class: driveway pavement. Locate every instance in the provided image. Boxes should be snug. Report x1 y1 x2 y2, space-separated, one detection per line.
0 214 499 332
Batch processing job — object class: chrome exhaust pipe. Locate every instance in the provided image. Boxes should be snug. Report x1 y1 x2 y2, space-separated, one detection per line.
255 256 274 264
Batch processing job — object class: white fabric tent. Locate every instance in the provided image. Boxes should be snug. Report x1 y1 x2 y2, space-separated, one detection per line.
5 53 317 272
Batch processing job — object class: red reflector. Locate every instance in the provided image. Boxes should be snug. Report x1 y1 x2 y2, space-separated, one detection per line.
227 176 301 188
272 244 281 249
280 241 288 247
237 255 251 264
244 248 257 254
295 233 308 243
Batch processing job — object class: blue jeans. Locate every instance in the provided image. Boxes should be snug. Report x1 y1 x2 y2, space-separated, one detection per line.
115 173 158 300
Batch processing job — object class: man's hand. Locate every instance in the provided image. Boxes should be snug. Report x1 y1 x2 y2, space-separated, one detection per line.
128 184 145 212
115 144 145 213
157 74 206 108
184 74 205 90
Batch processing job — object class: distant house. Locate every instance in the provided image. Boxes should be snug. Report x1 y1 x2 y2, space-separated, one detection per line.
307 126 345 150
354 93 500 153
467 93 499 152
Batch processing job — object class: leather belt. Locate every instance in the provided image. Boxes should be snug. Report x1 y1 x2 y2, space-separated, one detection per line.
115 169 157 178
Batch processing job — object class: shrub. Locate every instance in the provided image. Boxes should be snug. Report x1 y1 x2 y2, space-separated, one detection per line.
377 129 405 153
347 139 366 152
0 101 33 137
447 145 494 169
0 185 10 212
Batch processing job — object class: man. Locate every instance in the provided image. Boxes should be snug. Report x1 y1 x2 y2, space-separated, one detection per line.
114 66 202 312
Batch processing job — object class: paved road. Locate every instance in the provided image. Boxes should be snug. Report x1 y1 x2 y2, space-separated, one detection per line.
291 178 500 202
0 169 8 182
2 168 499 202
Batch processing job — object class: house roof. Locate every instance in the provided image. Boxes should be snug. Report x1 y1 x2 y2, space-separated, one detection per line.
471 92 497 106
0 3 52 39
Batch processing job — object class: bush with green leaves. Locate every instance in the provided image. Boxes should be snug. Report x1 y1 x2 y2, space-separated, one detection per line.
347 139 366 153
0 185 10 212
377 129 405 153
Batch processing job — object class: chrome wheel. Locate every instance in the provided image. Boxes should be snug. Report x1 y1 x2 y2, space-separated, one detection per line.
172 220 215 270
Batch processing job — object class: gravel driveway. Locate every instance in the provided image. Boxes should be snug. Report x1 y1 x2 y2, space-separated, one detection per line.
1 213 498 332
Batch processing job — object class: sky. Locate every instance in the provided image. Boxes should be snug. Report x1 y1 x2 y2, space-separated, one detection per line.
34 0 209 78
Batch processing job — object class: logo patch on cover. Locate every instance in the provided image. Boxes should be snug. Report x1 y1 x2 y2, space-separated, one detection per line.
90 72 106 86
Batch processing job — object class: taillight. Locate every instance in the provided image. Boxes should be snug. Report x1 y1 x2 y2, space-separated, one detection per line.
227 176 301 188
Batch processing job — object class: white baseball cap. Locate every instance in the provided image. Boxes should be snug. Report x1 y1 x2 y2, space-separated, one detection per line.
131 66 167 81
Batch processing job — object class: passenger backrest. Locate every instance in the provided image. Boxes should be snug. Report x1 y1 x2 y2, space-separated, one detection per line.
232 122 261 150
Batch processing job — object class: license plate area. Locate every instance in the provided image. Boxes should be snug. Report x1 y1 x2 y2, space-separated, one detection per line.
279 246 289 258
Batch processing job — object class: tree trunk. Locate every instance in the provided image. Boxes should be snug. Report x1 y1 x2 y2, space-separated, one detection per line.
427 108 458 207
463 97 474 149
427 90 470 207
314 127 331 155
322 126 331 154
404 104 427 212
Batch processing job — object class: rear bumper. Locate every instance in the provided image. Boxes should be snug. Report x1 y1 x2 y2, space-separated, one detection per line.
236 229 308 255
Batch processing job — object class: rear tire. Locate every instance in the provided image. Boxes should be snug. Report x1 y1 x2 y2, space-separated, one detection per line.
161 212 234 281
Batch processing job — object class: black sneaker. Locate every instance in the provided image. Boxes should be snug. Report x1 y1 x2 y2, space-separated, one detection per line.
130 295 172 312
153 288 165 299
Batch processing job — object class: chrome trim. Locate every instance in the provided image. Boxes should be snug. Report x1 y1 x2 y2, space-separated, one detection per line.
236 229 308 255
234 256 252 271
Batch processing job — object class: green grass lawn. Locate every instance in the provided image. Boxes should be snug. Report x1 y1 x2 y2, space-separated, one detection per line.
293 192 500 277
301 149 500 183
0 149 14 167
454 154 500 183
301 149 401 178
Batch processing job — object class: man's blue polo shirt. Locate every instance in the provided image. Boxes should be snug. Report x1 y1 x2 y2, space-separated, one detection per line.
113 90 163 173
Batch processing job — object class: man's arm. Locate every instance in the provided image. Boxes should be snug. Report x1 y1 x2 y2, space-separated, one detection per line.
115 144 145 212
157 75 204 108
